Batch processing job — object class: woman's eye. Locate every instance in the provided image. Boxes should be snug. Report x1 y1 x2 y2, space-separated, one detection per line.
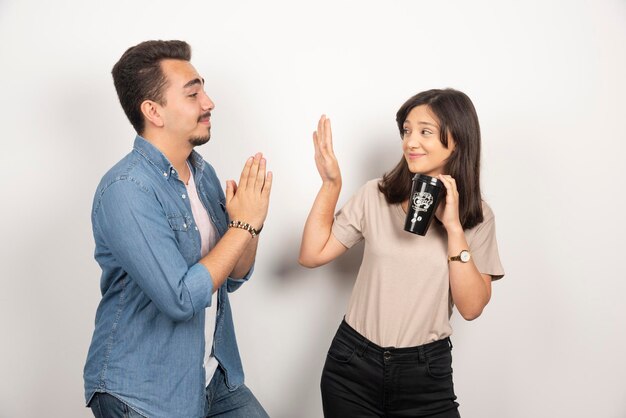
403 129 410 135
421 129 432 135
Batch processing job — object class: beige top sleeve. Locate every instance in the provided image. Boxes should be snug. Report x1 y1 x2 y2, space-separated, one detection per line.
468 203 505 280
331 184 368 249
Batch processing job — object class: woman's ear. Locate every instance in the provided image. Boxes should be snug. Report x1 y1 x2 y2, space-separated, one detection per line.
140 100 165 128
447 134 456 151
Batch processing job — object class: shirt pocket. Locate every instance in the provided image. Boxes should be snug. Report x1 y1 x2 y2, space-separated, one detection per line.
167 214 199 263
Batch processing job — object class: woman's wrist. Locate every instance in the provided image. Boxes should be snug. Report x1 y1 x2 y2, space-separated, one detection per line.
322 178 342 190
443 222 464 235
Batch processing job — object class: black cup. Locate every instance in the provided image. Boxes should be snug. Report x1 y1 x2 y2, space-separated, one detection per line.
404 174 444 236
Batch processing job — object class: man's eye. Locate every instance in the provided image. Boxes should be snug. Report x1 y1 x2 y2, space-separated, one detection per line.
189 93 198 98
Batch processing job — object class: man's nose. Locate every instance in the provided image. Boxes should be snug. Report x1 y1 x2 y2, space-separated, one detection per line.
201 93 214 111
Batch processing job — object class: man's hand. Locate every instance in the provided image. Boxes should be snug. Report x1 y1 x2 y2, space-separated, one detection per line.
225 152 272 230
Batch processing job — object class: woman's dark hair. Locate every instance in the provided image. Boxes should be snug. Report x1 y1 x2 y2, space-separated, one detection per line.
378 88 484 229
111 40 191 135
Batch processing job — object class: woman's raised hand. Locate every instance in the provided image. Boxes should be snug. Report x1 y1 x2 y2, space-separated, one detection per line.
313 115 341 185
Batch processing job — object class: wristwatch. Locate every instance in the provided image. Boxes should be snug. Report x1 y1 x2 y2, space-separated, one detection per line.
448 250 471 263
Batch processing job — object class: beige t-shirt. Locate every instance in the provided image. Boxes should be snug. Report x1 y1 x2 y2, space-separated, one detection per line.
332 179 505 348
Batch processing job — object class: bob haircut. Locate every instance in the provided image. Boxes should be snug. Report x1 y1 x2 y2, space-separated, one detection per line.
378 88 484 229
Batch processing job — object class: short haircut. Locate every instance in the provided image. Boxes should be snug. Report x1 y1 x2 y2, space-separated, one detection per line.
111 40 191 134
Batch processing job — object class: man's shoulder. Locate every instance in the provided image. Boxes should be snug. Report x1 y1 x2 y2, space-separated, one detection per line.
93 150 159 212
97 151 149 191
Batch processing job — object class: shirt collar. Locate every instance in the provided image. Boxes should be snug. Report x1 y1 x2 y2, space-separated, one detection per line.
132 135 205 180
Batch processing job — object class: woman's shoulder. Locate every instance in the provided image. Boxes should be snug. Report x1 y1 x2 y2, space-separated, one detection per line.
349 178 383 196
343 178 386 207
480 200 496 223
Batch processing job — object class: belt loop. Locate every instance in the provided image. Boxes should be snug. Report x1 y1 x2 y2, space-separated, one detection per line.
356 337 369 357
418 346 426 363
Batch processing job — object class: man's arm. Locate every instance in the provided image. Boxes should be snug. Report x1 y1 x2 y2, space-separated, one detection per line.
199 152 271 292
229 236 258 279
96 179 214 321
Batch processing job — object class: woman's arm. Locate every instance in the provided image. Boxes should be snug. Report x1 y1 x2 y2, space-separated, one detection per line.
436 174 491 320
299 116 348 268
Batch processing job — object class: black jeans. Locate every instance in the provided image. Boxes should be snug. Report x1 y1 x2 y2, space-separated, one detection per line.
321 320 461 418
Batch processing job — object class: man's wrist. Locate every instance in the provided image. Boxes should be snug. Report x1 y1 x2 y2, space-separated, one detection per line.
228 220 261 237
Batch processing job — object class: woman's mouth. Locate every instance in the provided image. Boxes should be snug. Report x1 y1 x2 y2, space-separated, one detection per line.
408 153 426 160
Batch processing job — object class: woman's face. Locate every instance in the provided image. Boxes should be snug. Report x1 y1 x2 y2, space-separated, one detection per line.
402 105 455 176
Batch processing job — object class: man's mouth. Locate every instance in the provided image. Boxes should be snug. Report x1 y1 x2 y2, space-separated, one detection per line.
198 112 211 123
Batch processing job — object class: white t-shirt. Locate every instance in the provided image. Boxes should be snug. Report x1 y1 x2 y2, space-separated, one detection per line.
186 164 219 385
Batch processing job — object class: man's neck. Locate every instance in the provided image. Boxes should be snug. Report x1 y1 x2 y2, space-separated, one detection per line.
142 131 192 183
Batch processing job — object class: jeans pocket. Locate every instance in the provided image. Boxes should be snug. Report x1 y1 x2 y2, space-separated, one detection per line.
426 350 453 379
327 335 356 363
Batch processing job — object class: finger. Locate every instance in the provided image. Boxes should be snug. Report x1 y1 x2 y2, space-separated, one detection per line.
225 180 234 203
313 131 321 156
239 157 254 190
317 115 326 140
255 157 266 192
248 152 262 189
262 170 273 197
317 115 326 149
439 175 456 199
324 117 334 155
443 175 459 195
437 174 451 189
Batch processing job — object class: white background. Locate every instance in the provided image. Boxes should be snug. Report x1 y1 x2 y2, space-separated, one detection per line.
1 1 625 417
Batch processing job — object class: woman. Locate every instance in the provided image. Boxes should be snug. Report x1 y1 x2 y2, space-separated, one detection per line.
299 89 504 417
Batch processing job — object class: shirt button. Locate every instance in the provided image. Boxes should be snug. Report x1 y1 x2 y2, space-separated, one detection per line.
194 226 198 231
163 172 167 177
183 223 187 228
182 194 186 199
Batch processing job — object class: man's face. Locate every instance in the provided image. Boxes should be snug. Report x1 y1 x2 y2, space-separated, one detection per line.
158 59 214 146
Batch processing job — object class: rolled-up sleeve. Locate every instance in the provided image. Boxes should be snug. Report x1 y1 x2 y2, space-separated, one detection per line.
94 179 213 321
226 265 254 293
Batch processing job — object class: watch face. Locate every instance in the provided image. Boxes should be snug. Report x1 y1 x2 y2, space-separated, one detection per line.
460 251 471 262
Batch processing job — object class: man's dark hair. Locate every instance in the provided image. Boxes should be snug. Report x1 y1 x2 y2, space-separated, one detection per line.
112 40 191 134
378 88 484 229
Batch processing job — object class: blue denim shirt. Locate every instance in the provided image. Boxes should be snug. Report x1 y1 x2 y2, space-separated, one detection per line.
84 136 251 418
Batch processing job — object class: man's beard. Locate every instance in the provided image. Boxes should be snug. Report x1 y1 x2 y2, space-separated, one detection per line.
189 132 211 147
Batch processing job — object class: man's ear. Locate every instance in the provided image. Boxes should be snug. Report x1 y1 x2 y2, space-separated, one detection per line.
140 100 165 128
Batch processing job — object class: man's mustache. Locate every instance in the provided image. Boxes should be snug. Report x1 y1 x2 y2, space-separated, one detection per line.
198 112 211 122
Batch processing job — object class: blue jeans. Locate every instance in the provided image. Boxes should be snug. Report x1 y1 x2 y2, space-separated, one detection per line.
205 366 268 417
89 366 268 418
89 392 145 418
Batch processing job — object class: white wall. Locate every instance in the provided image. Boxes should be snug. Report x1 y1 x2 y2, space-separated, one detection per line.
1 1 625 417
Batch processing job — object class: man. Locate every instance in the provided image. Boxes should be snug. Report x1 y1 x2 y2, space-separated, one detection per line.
83 40 271 418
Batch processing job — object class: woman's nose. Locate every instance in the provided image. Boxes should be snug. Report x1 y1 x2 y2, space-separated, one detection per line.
405 133 420 148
